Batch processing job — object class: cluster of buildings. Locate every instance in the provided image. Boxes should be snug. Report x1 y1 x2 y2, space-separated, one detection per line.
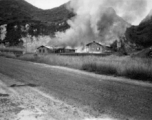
37 45 75 54
0 41 112 56
37 41 111 55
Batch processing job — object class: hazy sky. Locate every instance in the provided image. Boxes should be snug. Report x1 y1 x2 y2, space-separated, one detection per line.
25 0 70 9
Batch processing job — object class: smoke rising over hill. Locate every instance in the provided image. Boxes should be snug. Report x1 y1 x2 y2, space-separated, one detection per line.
51 0 150 47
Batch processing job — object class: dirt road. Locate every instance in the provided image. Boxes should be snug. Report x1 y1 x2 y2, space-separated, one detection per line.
0 57 152 120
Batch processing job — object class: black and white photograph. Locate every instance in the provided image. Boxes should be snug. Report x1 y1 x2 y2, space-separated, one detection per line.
0 0 152 120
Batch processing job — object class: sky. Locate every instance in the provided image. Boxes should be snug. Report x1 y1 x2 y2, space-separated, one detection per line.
25 0 70 9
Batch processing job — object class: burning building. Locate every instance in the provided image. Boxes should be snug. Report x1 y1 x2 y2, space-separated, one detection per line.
37 45 76 54
86 41 105 53
54 46 75 54
37 45 54 55
75 41 111 54
49 0 149 50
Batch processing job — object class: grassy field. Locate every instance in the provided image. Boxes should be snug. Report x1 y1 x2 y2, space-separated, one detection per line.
17 53 152 82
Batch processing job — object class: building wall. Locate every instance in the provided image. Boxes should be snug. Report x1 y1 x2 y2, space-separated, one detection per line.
87 43 104 53
54 48 65 53
37 47 49 54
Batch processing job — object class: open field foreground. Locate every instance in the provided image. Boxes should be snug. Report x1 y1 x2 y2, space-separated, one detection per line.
0 57 152 120
19 54 152 82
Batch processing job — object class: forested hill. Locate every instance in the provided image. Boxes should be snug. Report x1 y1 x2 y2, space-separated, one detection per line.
125 10 152 48
0 0 74 46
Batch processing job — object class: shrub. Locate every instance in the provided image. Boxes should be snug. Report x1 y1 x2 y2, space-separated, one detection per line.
82 63 118 75
122 65 152 81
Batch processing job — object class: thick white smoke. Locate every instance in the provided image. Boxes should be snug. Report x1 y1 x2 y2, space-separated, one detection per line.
51 0 151 47
22 35 52 52
0 24 7 41
84 118 117 120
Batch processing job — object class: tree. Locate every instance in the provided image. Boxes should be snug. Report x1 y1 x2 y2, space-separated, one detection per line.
4 23 22 46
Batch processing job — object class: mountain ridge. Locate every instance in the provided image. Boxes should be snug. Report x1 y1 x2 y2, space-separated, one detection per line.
0 0 74 25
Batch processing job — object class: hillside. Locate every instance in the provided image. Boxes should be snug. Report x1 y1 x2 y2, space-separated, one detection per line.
0 0 40 24
0 0 74 46
0 0 130 49
0 0 73 25
125 10 152 48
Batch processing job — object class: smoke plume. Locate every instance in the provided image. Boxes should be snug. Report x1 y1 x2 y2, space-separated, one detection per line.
50 0 150 47
22 35 52 52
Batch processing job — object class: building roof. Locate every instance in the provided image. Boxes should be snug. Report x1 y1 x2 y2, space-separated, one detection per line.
37 45 53 50
86 41 105 47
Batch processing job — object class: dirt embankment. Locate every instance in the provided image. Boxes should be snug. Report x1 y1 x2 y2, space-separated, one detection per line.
0 73 117 120
0 73 92 120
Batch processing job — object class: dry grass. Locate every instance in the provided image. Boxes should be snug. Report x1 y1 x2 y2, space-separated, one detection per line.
0 52 16 58
16 54 152 82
